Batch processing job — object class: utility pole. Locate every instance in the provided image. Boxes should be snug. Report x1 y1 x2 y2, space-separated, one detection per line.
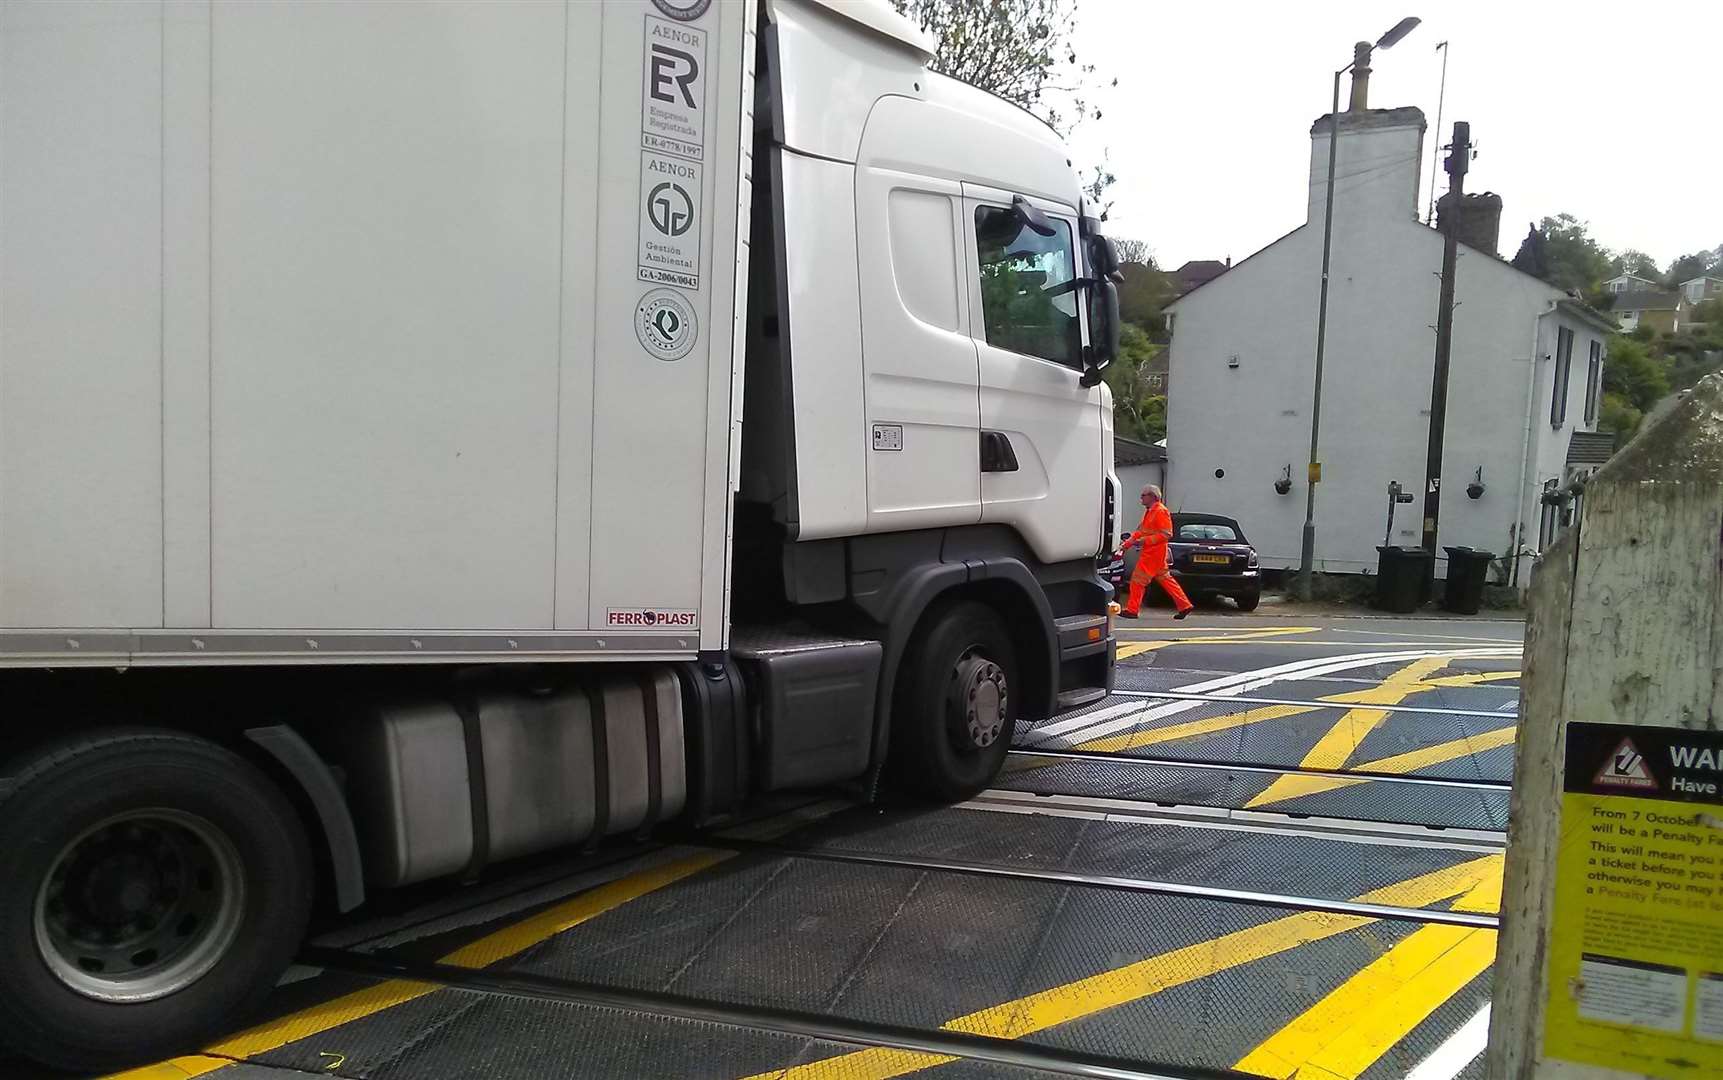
1421 120 1470 563
1424 42 1448 225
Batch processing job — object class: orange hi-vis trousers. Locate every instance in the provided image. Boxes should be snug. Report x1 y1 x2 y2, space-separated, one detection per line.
1125 559 1192 616
1122 503 1193 616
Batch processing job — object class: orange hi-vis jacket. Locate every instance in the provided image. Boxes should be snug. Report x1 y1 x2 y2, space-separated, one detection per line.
1124 503 1174 579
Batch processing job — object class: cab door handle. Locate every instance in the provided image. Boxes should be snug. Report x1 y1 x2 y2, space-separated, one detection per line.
980 431 1019 473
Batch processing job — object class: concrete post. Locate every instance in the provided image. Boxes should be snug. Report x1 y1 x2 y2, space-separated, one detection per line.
1489 374 1723 1078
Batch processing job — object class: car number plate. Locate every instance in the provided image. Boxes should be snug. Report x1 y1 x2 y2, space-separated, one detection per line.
1192 553 1230 565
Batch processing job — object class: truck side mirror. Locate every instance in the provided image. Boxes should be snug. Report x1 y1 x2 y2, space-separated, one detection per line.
1090 234 1121 281
1081 277 1119 388
1011 194 1057 238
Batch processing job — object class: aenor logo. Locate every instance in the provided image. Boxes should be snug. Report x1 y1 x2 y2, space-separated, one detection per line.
607 608 698 629
651 0 711 21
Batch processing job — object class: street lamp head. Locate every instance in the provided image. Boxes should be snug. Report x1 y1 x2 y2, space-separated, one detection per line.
1376 16 1421 49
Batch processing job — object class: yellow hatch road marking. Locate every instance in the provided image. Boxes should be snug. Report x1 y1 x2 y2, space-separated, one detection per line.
1234 865 1502 1079
1245 658 1451 808
1073 663 1504 758
740 855 1504 1080
1116 627 1320 658
1240 726 1519 806
1077 703 1314 754
1355 726 1520 776
1418 670 1522 688
107 852 729 1080
105 1060 236 1080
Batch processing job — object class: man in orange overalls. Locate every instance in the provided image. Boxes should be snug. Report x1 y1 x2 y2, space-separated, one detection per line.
1119 484 1193 620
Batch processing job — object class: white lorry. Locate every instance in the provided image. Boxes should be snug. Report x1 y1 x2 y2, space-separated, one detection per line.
0 0 1121 1069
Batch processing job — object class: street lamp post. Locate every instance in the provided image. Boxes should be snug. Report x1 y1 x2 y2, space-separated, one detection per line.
1297 16 1421 597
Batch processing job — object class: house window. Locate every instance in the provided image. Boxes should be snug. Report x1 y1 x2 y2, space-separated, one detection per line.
1551 326 1573 427
1584 339 1602 424
973 205 1082 369
1147 373 1164 391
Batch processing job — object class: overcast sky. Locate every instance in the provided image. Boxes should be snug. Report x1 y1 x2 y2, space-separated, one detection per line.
1064 0 1721 273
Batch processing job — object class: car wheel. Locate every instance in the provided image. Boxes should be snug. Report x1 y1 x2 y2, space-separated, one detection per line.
887 601 1019 802
1234 591 1261 612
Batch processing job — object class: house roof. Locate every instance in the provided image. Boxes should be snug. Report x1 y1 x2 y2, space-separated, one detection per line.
1607 273 1657 283
1566 430 1617 468
1608 289 1681 312
1171 260 1229 295
1168 219 1576 313
1557 298 1620 334
1678 275 1723 287
1114 435 1166 467
1165 225 1306 309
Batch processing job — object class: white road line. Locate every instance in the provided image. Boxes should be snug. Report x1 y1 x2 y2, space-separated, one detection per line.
1029 650 1431 744
1033 648 1519 749
1405 1004 1491 1080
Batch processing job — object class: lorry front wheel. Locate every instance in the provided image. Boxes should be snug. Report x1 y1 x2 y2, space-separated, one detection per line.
0 730 313 1073
888 601 1018 801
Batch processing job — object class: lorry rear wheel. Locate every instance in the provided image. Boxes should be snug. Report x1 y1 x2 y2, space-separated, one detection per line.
0 730 313 1073
888 601 1018 801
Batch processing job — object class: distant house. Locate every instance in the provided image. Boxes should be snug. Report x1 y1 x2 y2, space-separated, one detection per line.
1603 272 1658 294
1608 290 1685 334
1164 96 1616 585
1679 275 1723 307
1170 259 1229 298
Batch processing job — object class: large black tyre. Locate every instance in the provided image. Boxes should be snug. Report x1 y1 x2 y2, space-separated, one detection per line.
0 730 313 1073
1234 591 1262 612
887 601 1019 801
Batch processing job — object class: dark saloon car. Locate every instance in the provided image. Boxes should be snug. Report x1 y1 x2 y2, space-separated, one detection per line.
1169 513 1261 610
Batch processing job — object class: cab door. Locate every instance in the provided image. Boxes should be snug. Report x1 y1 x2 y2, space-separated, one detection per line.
855 166 981 532
962 183 1106 562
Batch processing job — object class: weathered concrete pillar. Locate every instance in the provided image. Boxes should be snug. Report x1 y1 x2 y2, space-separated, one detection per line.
1490 374 1723 1078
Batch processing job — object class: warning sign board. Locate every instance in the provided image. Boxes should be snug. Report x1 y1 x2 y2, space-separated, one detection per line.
1545 722 1723 1078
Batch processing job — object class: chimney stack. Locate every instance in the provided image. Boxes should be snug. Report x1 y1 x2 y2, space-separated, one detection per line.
1348 41 1372 111
1437 191 1504 255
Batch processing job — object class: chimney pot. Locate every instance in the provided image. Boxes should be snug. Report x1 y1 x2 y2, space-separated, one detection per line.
1348 41 1372 111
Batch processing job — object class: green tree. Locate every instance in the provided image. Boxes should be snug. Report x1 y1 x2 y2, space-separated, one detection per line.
1104 323 1166 442
1611 249 1659 278
1116 260 1173 340
1139 394 1167 443
1603 334 1669 413
891 0 1110 135
1533 214 1615 296
1664 249 1718 287
1694 297 1723 341
1598 392 1642 440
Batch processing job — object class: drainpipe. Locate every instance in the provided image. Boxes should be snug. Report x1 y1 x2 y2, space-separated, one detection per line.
1511 299 1560 588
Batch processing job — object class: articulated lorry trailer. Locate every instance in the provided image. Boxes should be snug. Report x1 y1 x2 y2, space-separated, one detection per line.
0 0 1122 1070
